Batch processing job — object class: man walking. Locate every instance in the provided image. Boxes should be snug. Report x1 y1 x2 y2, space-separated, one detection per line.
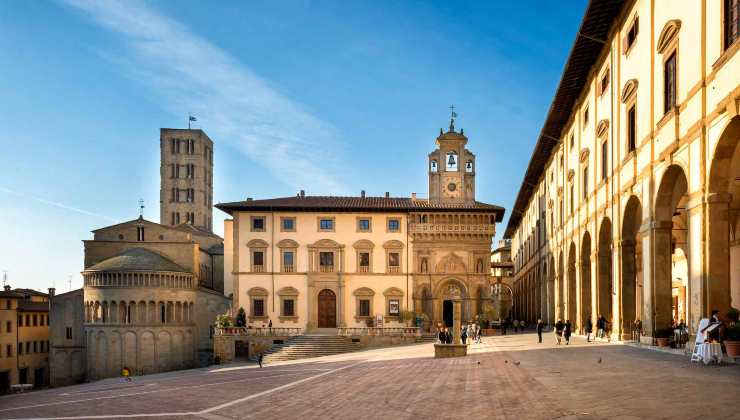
555 319 564 345
536 319 544 343
596 314 604 339
585 316 593 342
564 320 572 345
258 352 264 368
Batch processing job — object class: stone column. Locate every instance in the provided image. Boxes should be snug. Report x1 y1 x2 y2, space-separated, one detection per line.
338 246 346 327
452 299 462 344
705 193 731 319
649 220 673 334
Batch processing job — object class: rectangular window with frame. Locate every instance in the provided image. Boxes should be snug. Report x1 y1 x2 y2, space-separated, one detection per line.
601 140 608 180
358 252 370 272
600 68 610 95
282 251 294 272
388 252 400 267
66 326 72 340
319 252 334 270
281 217 295 232
359 299 370 317
357 218 371 232
252 299 265 317
569 133 574 149
626 16 639 51
319 218 334 231
664 52 677 115
251 217 265 232
627 105 636 152
282 299 295 317
726 0 739 49
570 185 574 214
388 299 400 316
583 167 588 198
387 218 400 232
252 251 264 272
583 107 589 126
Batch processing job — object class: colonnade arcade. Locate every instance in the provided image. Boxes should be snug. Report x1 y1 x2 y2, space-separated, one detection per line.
84 300 195 325
513 115 740 339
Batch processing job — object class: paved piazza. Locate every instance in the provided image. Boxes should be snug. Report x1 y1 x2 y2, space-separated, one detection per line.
1 334 739 420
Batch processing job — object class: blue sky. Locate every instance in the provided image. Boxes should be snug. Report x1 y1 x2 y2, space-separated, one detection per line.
0 0 586 292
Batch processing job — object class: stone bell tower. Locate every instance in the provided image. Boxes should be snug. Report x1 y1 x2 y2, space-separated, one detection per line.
428 109 476 203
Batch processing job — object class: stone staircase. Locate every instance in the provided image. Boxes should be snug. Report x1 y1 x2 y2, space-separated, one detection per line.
416 334 438 343
252 334 362 363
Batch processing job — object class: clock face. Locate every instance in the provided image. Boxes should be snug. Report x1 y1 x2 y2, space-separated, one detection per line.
447 182 457 191
443 177 460 197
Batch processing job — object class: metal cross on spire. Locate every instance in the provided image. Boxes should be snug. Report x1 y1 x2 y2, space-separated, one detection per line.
139 198 145 218
449 105 458 132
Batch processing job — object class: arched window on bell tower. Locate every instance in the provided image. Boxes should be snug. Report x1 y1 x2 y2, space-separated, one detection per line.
465 160 473 173
446 152 458 171
430 160 438 173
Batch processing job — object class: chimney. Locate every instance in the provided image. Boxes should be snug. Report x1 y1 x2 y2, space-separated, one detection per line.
246 197 253 201
3 285 9 292
361 190 366 198
48 287 55 297
300 190 305 198
411 192 417 200
385 192 390 198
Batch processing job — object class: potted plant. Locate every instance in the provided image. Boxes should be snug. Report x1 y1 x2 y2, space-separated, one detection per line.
654 327 672 347
235 307 247 327
724 307 740 357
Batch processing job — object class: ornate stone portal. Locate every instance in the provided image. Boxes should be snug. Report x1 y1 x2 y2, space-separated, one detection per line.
434 284 467 358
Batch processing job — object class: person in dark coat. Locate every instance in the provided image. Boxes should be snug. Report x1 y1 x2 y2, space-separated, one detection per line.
564 320 572 345
585 317 593 342
444 328 452 344
461 327 468 345
258 352 264 368
554 319 564 345
438 327 446 344
536 319 544 343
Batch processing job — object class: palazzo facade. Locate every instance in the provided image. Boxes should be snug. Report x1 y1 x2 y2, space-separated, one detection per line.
218 122 504 331
506 0 740 341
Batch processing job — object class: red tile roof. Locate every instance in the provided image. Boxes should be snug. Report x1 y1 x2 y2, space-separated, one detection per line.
216 196 505 222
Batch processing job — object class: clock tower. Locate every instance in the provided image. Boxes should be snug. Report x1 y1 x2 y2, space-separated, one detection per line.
428 112 476 203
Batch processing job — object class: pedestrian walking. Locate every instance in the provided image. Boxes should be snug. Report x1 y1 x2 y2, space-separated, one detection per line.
475 324 482 343
554 319 564 345
444 328 452 344
461 327 468 345
585 317 593 342
258 352 264 368
564 320 572 345
596 314 605 339
437 327 445 344
536 319 544 343
121 366 132 382
502 318 508 336
513 319 519 333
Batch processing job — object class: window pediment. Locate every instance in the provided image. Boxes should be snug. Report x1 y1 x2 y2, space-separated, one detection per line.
353 287 375 297
382 240 404 249
383 287 404 297
580 148 591 163
596 119 609 138
657 19 681 54
277 239 299 248
247 239 269 248
567 169 575 182
353 239 375 249
310 238 341 249
621 79 639 104
277 286 299 296
247 287 268 296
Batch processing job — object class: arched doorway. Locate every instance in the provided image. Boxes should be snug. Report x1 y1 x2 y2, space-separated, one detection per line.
580 232 593 332
557 251 564 320
317 289 336 328
654 165 689 331
597 218 613 324
621 196 642 339
707 115 740 318
567 242 577 325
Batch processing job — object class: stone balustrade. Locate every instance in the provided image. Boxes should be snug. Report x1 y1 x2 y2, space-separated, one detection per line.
214 326 303 336
83 271 195 289
337 327 421 337
409 223 495 235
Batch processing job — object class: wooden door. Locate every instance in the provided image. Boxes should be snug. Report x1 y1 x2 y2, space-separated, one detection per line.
318 289 336 328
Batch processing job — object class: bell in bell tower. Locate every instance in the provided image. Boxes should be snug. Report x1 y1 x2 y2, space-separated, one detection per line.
428 106 476 203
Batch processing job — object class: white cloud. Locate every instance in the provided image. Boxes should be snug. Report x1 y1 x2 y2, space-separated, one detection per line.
0 186 118 223
62 0 347 193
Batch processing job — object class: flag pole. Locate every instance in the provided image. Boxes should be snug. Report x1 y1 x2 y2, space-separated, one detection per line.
188 113 191 130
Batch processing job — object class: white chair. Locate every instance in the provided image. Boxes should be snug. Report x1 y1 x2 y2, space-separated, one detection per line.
690 318 709 363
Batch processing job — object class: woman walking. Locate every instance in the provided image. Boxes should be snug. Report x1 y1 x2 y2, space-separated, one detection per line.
564 320 572 345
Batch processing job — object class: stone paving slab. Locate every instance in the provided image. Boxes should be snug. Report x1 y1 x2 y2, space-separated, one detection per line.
0 334 739 419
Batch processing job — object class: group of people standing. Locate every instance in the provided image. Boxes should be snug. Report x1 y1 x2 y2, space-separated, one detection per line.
553 319 572 345
436 323 482 345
